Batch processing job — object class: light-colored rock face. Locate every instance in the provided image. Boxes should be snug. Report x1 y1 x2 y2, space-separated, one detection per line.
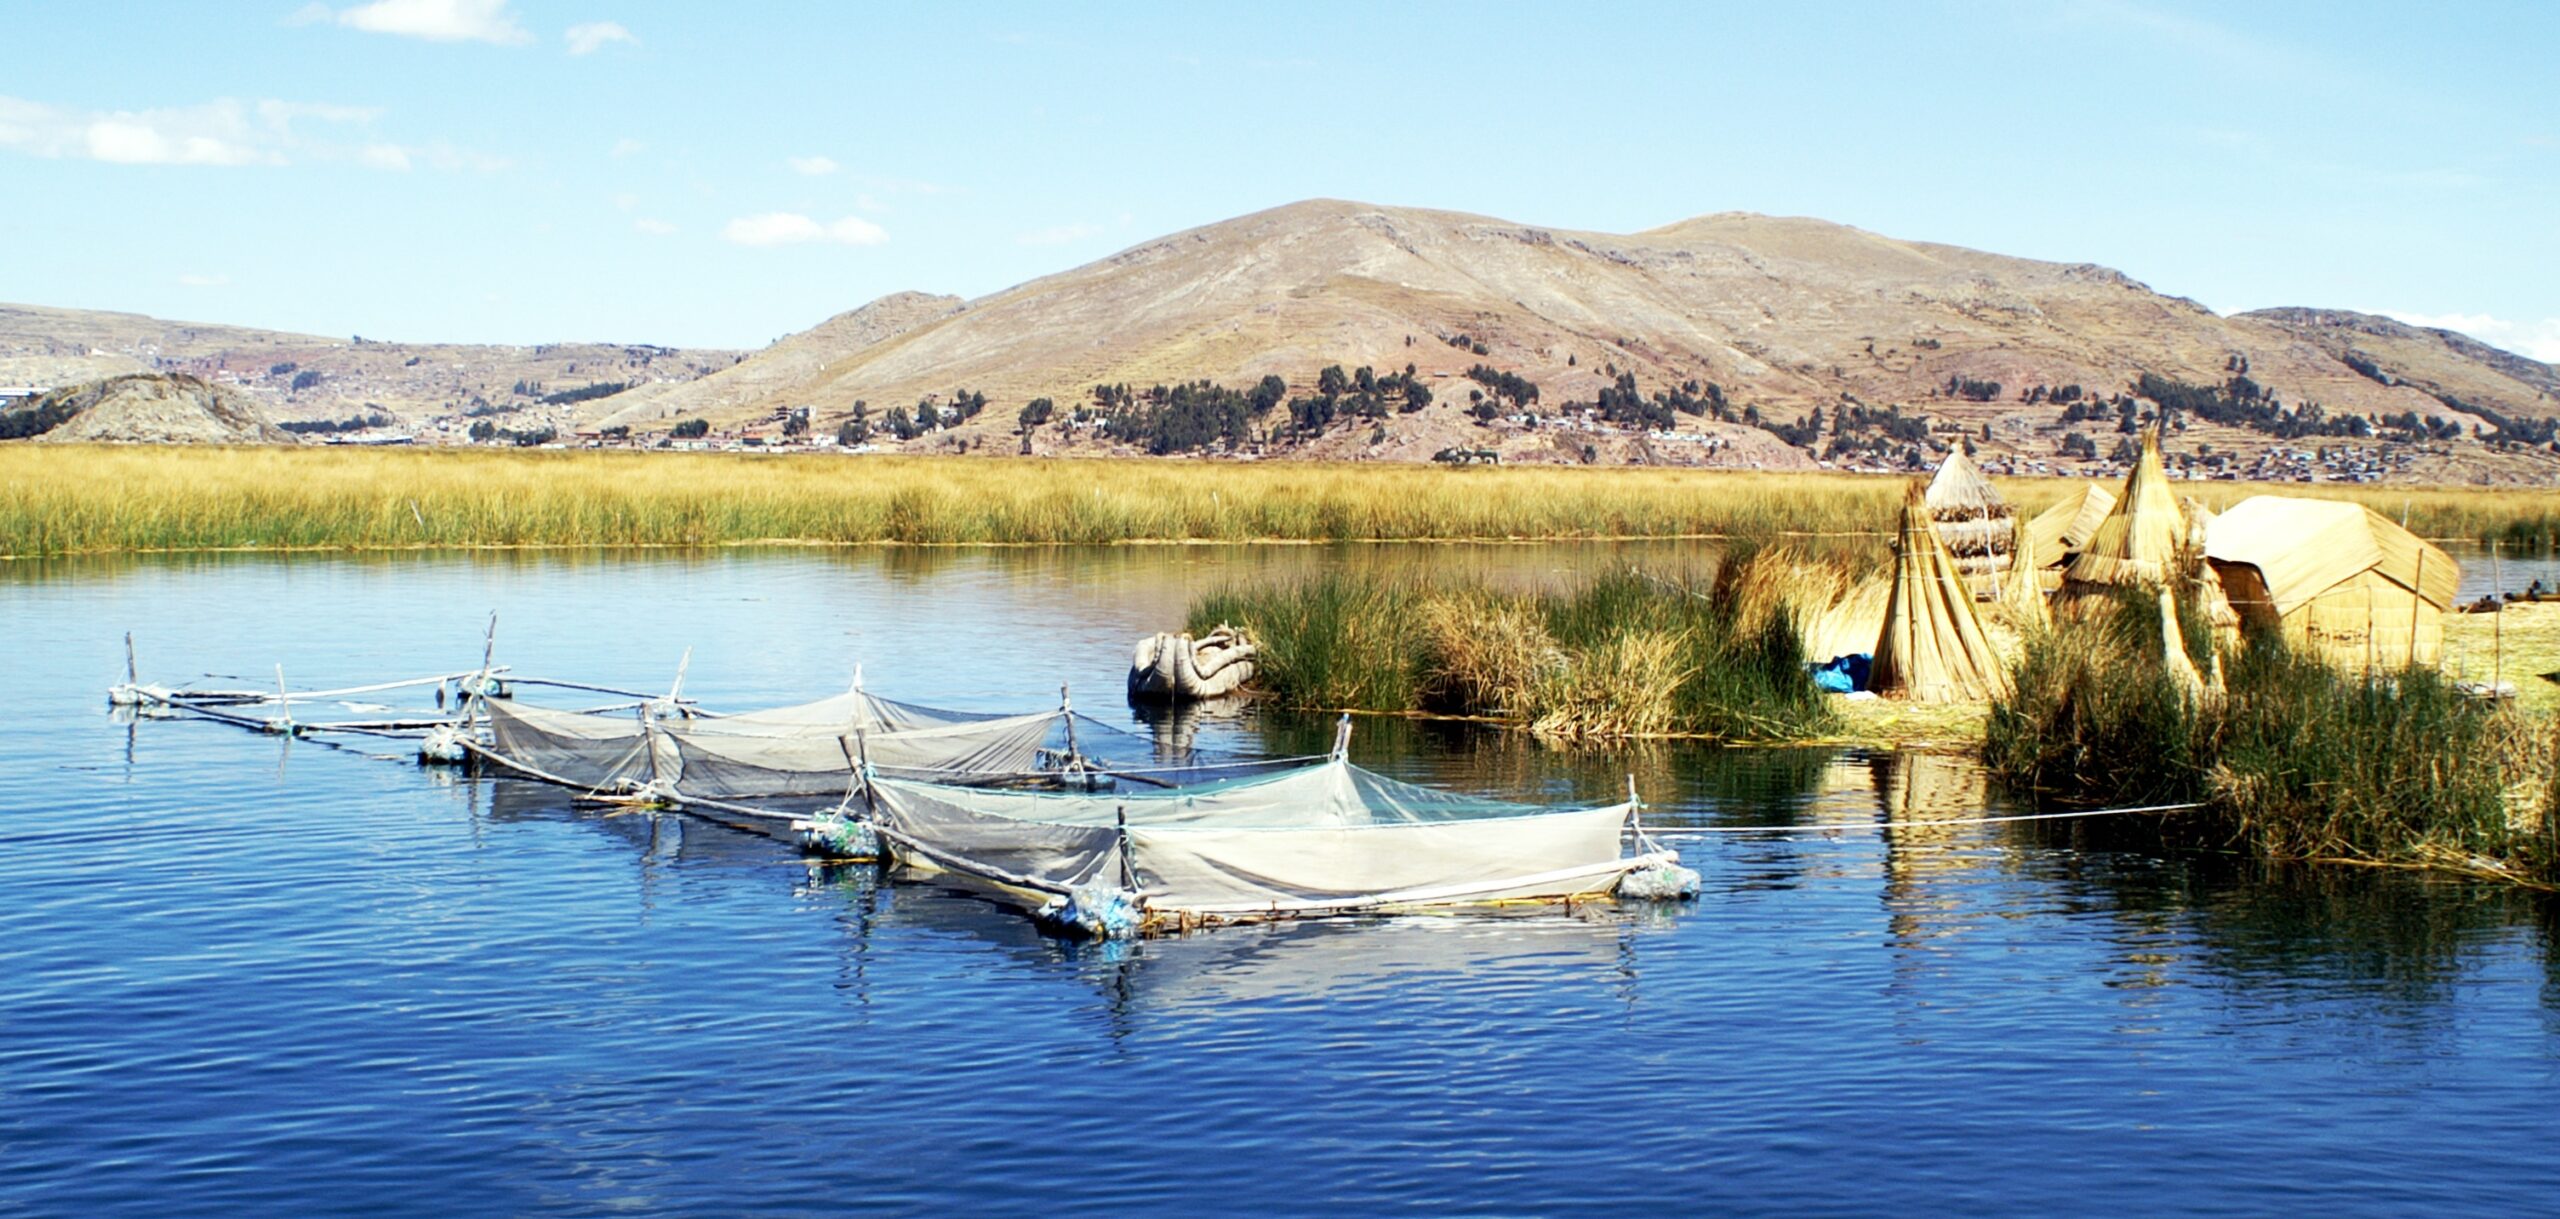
22 374 300 444
591 292 963 429
0 303 740 426
624 198 2554 473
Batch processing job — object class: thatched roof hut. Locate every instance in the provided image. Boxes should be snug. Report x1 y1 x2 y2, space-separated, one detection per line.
2025 482 2116 592
2204 496 2459 671
1873 482 2011 704
1924 447 2014 601
1998 515 2051 629
2059 430 2187 611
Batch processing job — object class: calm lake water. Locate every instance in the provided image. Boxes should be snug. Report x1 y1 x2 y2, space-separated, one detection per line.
4 545 2556 1217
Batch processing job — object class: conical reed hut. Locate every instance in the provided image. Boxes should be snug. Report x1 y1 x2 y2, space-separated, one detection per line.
1873 481 2011 704
1923 447 2014 601
2057 429 2186 614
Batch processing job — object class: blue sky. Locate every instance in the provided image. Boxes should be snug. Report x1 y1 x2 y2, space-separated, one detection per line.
2 1 2554 358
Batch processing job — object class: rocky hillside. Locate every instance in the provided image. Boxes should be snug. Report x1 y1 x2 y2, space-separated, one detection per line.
597 199 2559 481
0 302 739 429
6 373 301 444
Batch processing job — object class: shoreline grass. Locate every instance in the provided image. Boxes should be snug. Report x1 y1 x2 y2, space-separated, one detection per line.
1984 590 2557 884
5 444 2555 557
1189 564 1838 743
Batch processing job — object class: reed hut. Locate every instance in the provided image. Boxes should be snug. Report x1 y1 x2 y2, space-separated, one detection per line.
1923 447 2014 601
1873 482 2011 703
1998 515 2050 629
2025 482 2116 592
2204 496 2459 671
2057 430 2186 613
2178 496 2240 639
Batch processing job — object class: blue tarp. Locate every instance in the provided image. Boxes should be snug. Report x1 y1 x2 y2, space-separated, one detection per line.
1811 653 1872 694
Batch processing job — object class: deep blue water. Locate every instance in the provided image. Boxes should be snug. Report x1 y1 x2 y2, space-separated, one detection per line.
3 548 2555 1217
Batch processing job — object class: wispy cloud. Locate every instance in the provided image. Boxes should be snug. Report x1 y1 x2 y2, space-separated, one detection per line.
632 217 676 236
565 21 636 55
787 154 839 176
1016 222 1101 247
609 136 645 158
2381 311 2560 362
721 212 887 247
0 94 393 167
294 0 533 44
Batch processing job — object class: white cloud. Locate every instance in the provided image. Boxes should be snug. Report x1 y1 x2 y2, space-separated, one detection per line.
609 136 645 158
2 96 283 165
1016 222 1102 247
0 93 494 172
565 21 636 55
721 212 888 247
2381 311 2560 363
311 0 533 44
787 154 839 176
632 217 676 236
177 273 229 288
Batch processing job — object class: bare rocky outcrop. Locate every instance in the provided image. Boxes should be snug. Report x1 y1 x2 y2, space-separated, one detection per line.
13 373 300 444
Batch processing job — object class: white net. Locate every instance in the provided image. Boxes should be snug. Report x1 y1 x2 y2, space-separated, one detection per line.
868 760 1647 917
477 694 1067 799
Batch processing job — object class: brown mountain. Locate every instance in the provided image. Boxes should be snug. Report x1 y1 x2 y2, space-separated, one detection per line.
0 301 738 427
597 199 2558 480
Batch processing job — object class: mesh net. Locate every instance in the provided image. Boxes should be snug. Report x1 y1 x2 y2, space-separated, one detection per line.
477 688 1292 801
869 760 1643 916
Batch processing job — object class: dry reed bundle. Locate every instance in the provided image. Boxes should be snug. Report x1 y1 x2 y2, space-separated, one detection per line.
1925 448 2015 599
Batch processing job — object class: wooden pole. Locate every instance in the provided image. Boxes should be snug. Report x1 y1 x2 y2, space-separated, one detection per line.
2409 549 2424 669
2492 539 2504 691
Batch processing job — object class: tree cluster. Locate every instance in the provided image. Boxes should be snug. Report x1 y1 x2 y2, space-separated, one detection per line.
2135 373 2370 440
1286 365 1432 436
469 420 557 446
1463 364 1539 410
278 411 394 435
1944 375 2002 402
1100 380 1262 454
539 381 630 406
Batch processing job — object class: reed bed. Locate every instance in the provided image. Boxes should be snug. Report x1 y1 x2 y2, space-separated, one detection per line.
2 445 1911 555
1189 564 1837 742
6 445 2551 556
1985 589 2557 881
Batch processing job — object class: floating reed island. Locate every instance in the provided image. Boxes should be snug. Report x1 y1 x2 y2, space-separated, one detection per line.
5 443 2560 556
1187 432 2559 885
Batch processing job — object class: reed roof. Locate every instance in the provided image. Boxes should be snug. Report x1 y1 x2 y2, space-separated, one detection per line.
2063 430 2183 590
2205 495 2459 613
1924 447 2011 520
2024 482 2116 567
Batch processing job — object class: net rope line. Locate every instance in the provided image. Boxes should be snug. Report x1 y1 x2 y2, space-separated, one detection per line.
1631 800 2205 837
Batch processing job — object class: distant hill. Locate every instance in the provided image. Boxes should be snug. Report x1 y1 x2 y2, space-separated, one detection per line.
598 199 2559 481
0 302 740 428
2238 307 2559 420
6 201 2554 481
6 373 300 444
